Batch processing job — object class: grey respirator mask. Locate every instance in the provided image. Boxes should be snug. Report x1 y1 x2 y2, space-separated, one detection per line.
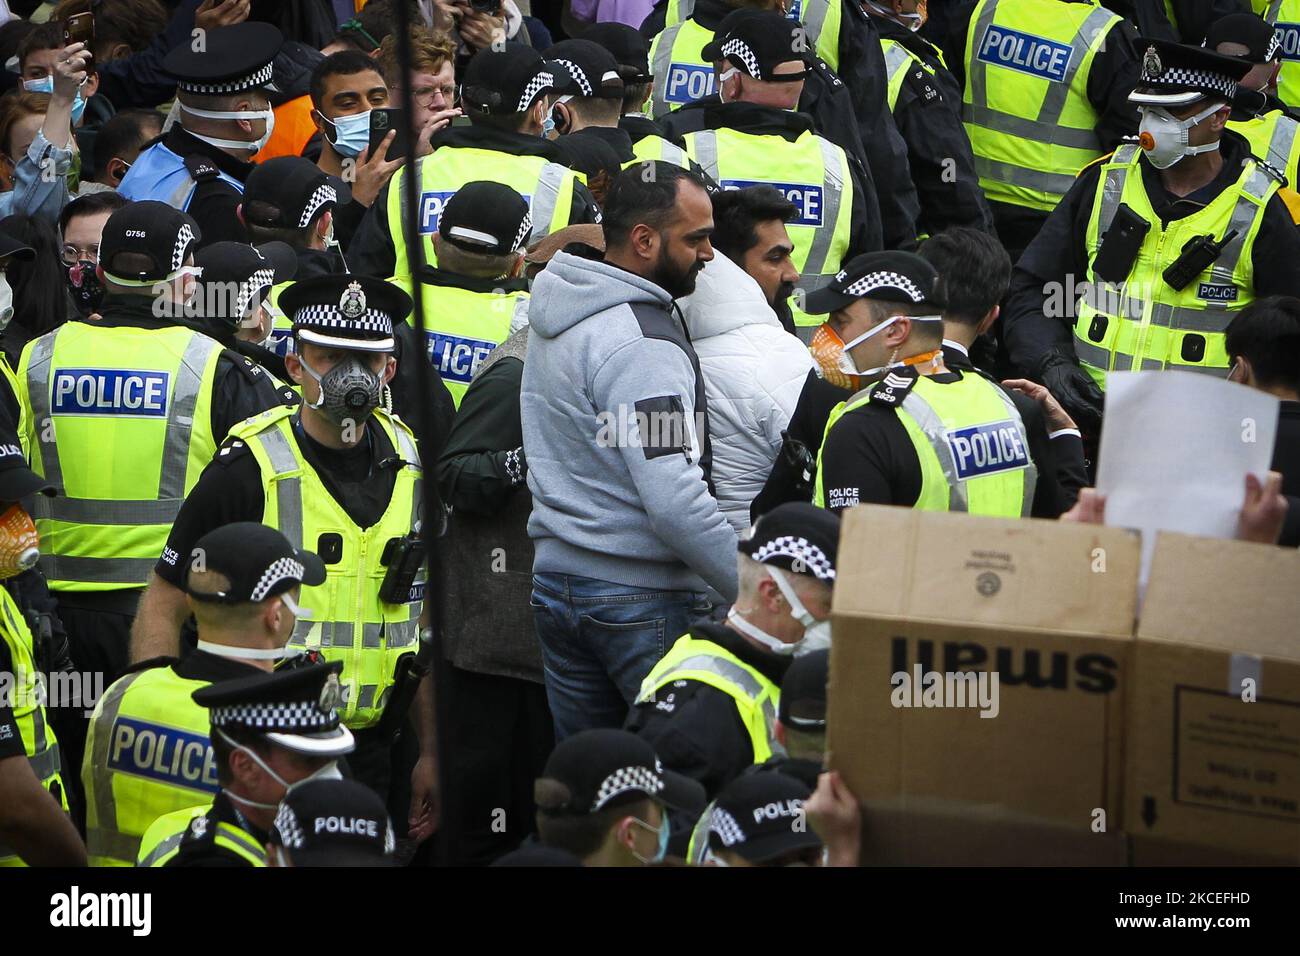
299 353 384 426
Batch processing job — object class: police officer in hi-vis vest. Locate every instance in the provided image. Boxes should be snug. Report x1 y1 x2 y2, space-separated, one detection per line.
396 182 531 409
1002 38 1300 436
953 0 1142 259
135 662 354 868
811 252 1038 518
1214 12 1300 189
626 502 837 799
674 11 880 338
0 448 84 867
348 43 602 283
18 201 290 825
82 522 324 867
1253 0 1300 109
117 23 284 248
131 274 438 843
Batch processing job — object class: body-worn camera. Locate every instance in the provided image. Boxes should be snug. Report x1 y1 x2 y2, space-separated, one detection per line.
379 534 426 605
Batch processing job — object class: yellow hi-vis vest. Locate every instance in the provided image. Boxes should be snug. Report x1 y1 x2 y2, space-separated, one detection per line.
628 134 690 169
1073 144 1277 387
649 18 716 118
882 37 939 112
391 277 528 408
636 633 784 766
384 149 582 280
1255 0 1300 110
663 0 843 72
81 665 220 866
18 323 223 592
813 371 1037 516
962 0 1119 212
136 804 266 867
1229 109 1300 189
683 126 853 332
228 406 424 729
264 280 295 359
0 586 66 867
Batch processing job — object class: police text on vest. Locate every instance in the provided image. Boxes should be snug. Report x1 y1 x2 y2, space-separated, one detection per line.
945 420 1029 482
51 369 170 417
977 25 1073 82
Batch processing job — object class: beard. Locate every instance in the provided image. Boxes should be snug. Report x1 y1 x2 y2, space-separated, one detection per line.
652 247 705 300
771 283 797 336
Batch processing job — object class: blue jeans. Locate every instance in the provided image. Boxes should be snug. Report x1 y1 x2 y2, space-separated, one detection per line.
531 573 711 742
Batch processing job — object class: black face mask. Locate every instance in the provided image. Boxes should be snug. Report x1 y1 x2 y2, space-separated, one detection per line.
66 259 105 317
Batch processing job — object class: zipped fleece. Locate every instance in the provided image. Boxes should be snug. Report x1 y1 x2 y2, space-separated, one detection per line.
521 251 739 600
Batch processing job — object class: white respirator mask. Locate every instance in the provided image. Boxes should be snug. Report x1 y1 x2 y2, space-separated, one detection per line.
1137 101 1223 169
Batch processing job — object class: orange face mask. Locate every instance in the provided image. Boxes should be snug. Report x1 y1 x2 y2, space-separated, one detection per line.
0 503 39 580
809 323 863 391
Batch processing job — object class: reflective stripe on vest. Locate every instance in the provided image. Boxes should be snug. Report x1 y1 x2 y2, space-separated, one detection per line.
649 19 716 118
662 0 837 67
883 39 915 112
686 128 850 328
21 326 223 589
232 407 423 728
636 636 784 765
1073 144 1275 384
1228 110 1300 188
627 135 689 168
962 0 1118 210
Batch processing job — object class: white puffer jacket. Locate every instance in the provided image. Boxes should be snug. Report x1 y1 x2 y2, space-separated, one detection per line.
680 252 813 534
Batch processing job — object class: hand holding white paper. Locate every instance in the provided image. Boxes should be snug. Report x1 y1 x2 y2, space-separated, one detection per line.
1095 371 1279 583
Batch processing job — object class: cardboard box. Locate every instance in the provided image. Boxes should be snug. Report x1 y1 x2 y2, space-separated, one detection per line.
827 506 1140 864
1125 533 1300 864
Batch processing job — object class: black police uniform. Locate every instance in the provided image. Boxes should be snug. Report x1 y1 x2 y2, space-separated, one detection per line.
945 0 1143 257
872 15 995 236
625 615 790 799
151 125 257 249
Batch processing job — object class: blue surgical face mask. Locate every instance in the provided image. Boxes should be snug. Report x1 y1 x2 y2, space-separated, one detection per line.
541 112 556 138
322 109 371 158
25 76 86 123
630 810 670 864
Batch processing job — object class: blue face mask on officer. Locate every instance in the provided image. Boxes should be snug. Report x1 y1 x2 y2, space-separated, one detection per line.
317 109 371 159
24 75 86 123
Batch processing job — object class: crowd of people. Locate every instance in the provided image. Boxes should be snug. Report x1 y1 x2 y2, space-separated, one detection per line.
0 0 1296 869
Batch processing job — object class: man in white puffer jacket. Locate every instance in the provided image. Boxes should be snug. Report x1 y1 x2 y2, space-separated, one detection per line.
679 250 813 534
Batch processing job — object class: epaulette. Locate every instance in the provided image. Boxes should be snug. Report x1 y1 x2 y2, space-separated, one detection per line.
867 368 919 407
1255 157 1288 187
176 812 218 855
222 349 264 384
184 153 222 183
214 437 252 468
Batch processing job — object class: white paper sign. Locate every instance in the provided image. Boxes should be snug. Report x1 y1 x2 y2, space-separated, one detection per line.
1096 371 1279 583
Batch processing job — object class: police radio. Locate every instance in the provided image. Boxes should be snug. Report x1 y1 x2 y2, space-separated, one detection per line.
1163 230 1239 292
379 534 426 605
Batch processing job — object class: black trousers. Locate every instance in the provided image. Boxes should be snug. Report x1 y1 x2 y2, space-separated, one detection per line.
47 598 137 834
436 665 553 866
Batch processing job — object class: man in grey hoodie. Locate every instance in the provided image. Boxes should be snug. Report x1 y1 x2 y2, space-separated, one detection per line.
522 161 740 741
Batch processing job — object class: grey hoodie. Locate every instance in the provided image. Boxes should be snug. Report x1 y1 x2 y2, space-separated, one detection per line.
521 251 739 600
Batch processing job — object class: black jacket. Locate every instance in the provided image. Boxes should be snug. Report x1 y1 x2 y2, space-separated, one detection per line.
155 126 256 249
348 125 602 281
1003 131 1300 379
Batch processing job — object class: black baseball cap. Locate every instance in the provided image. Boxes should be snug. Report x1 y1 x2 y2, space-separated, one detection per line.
803 250 947 315
1206 13 1281 64
778 649 829 731
193 241 297 325
280 274 411 353
438 181 533 256
269 779 396 867
582 22 651 83
535 729 706 817
0 226 34 263
706 771 822 864
182 521 326 604
739 502 840 583
461 42 567 117
193 661 355 757
0 444 53 502
241 157 351 231
701 9 812 82
548 39 625 100
164 22 283 94
1130 38 1251 106
99 201 202 285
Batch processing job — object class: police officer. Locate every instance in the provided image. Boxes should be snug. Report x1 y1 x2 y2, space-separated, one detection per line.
0 453 83 866
1002 39 1300 435
135 661 354 867
627 502 838 798
672 12 880 337
397 181 531 409
548 39 636 185
349 43 602 282
266 777 397 866
953 0 1142 259
236 156 352 357
1214 12 1300 188
1254 0 1300 108
810 251 1038 517
117 23 284 247
864 0 994 235
83 522 324 866
18 203 290 809
694 770 824 866
131 275 437 837
190 241 299 387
